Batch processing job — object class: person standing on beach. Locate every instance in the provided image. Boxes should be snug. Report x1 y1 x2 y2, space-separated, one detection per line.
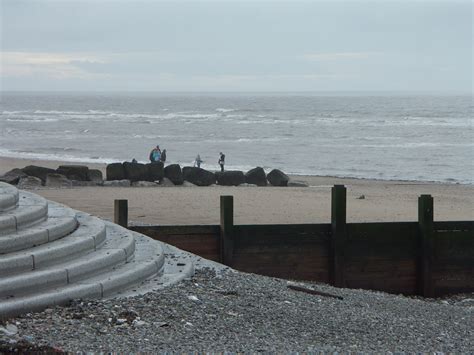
160 149 167 163
194 154 203 168
218 152 225 172
149 145 161 162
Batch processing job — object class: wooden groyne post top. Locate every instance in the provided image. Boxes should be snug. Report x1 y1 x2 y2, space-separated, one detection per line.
418 194 434 298
114 199 128 228
220 195 234 266
331 184 347 288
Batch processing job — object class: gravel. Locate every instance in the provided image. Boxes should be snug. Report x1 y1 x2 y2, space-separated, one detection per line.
1 269 473 353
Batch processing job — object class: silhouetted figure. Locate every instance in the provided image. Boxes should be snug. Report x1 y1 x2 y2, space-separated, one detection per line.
218 152 225 172
160 149 167 163
194 154 203 168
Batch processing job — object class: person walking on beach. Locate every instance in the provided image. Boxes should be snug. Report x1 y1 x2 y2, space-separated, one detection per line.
218 152 225 172
149 145 161 162
160 149 167 163
194 154 203 168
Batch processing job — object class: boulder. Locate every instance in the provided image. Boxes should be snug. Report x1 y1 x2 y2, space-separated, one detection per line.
245 167 267 186
147 162 164 182
132 181 157 187
182 167 216 186
56 165 89 181
123 162 148 182
22 165 56 182
267 169 289 186
159 177 175 187
17 176 43 189
45 173 72 188
216 171 245 186
288 180 309 187
164 164 184 185
106 163 125 181
0 168 28 185
181 181 197 187
87 169 103 182
238 183 257 187
103 180 131 187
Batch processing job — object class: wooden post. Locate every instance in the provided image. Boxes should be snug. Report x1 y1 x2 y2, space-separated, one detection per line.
331 185 347 288
220 195 234 266
114 199 128 228
418 194 435 297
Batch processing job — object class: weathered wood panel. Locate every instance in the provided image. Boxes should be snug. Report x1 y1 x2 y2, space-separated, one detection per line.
232 224 331 282
130 225 221 261
344 222 418 294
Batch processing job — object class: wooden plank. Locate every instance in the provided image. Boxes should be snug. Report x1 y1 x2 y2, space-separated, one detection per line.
418 194 435 297
434 221 474 232
331 185 347 288
220 195 234 266
236 223 331 234
114 199 128 228
130 225 220 235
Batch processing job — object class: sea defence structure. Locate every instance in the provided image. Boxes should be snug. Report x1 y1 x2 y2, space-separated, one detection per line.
0 182 194 318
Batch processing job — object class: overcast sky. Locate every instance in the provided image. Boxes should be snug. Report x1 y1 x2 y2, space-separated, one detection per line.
1 0 472 92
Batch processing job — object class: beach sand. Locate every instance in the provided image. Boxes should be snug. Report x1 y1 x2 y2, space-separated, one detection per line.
1 156 473 225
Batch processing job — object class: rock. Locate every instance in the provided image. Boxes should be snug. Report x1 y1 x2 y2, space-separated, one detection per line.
131 181 157 187
71 180 101 187
123 162 148 182
267 169 289 186
147 162 164 182
106 163 125 181
0 324 18 336
87 169 103 182
182 167 216 186
0 168 28 185
216 171 245 186
17 176 43 189
357 195 366 200
45 173 72 188
288 180 309 187
164 164 183 185
245 167 267 186
238 183 257 187
103 180 131 187
56 165 89 181
159 177 175 187
181 181 197 187
22 165 56 182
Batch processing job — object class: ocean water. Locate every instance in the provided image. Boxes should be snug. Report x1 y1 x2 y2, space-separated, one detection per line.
1 92 473 184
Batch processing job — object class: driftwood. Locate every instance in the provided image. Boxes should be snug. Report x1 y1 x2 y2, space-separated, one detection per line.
287 284 343 300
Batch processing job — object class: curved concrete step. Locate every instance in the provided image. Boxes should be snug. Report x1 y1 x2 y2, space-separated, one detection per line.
0 224 135 298
0 184 19 212
0 192 48 235
0 215 104 276
0 235 165 318
0 216 78 254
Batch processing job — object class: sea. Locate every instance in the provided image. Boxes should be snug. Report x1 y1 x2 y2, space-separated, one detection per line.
1 92 473 184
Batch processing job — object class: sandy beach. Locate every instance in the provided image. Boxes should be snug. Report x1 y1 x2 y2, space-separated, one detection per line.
1 156 473 225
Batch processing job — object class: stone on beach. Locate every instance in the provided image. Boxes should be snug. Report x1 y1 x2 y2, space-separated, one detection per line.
87 169 103 182
288 180 309 187
159 177 175 187
123 162 149 182
182 167 216 186
267 169 289 186
56 165 89 181
103 179 131 187
17 176 43 189
21 165 56 182
164 164 184 185
45 173 72 188
216 171 245 186
245 167 267 186
0 169 28 185
106 163 126 181
132 181 157 187
147 162 164 182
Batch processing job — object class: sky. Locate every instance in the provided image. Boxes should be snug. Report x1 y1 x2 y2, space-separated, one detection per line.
0 0 472 92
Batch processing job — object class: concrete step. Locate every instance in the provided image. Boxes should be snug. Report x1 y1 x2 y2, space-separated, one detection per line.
0 214 104 276
0 223 135 298
0 234 165 318
0 184 19 212
0 192 48 235
0 215 78 254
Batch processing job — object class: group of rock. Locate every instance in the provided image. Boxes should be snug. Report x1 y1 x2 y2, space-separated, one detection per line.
0 162 308 188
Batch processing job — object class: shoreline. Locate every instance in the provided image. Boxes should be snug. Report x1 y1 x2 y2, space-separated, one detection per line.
0 155 470 187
